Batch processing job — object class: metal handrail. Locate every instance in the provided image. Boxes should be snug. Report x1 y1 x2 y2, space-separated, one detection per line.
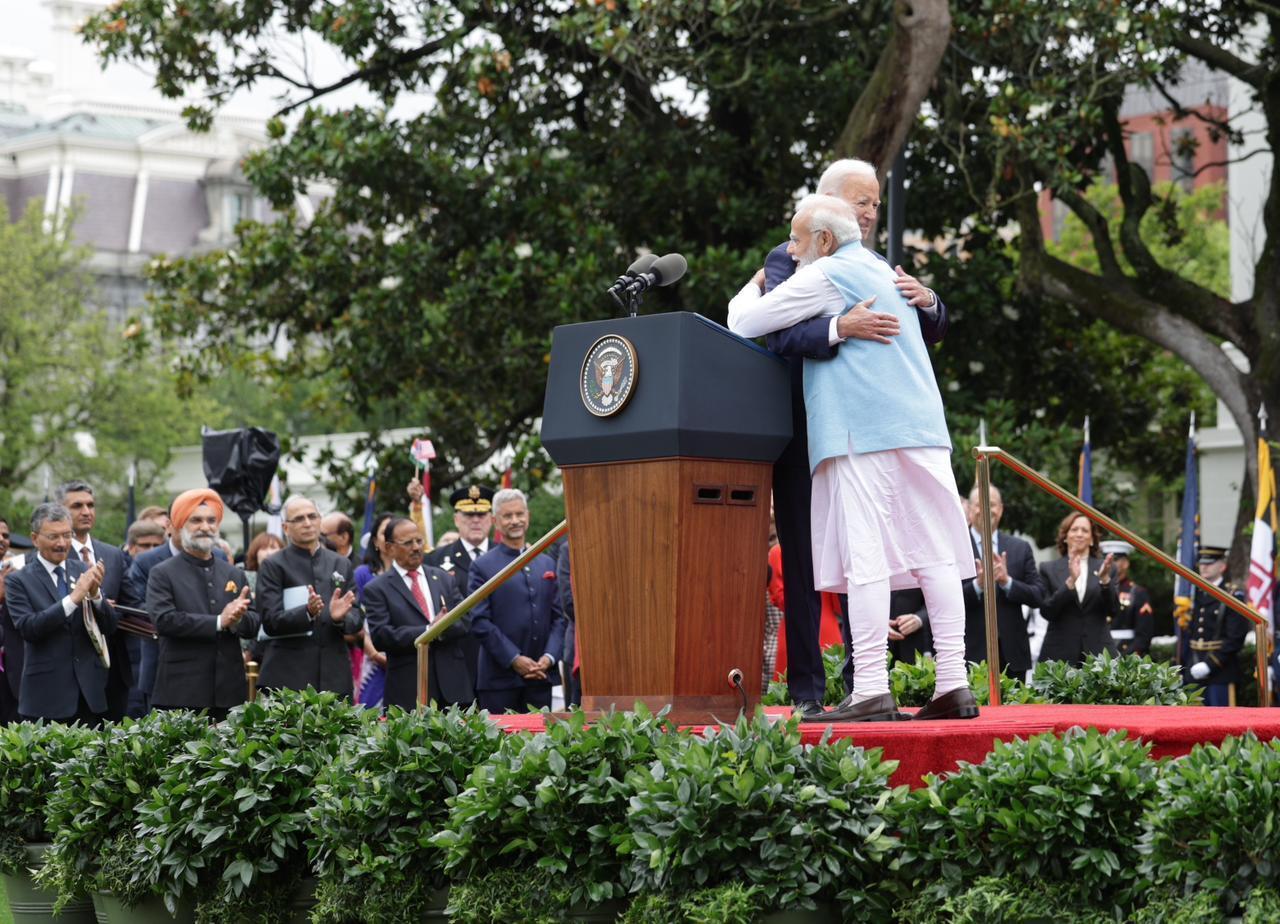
973 445 1272 707
414 520 568 708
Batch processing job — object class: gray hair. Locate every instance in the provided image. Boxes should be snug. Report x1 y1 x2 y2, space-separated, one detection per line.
795 194 861 245
54 480 95 503
282 495 317 520
816 158 878 197
492 488 527 512
31 503 72 536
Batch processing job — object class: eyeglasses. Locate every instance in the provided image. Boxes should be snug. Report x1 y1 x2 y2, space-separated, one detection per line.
391 538 426 549
286 513 321 524
38 531 73 542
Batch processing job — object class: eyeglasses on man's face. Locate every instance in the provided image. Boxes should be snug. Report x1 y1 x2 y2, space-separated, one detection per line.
286 512 322 524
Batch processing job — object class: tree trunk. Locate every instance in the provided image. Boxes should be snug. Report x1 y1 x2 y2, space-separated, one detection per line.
833 0 951 179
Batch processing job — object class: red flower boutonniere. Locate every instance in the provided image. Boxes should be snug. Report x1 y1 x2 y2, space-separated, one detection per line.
543 571 556 581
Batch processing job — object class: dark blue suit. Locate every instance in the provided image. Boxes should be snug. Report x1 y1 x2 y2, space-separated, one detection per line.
468 544 567 712
364 565 473 710
88 539 140 719
4 556 118 721
763 242 948 703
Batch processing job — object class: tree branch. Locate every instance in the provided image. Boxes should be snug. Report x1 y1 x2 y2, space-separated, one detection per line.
1054 188 1125 279
1170 33 1265 88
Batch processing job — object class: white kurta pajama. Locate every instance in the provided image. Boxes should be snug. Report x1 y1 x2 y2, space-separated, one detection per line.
729 243 974 699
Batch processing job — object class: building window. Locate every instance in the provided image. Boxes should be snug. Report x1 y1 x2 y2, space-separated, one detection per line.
225 191 251 229
1171 129 1197 192
1129 132 1154 181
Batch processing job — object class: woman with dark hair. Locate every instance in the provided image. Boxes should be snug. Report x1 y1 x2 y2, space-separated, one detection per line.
1036 512 1118 665
243 532 285 592
352 512 395 707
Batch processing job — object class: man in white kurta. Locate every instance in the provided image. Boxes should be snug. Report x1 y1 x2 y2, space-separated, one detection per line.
729 194 978 722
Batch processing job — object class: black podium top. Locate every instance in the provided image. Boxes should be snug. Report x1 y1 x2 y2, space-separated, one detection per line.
541 312 791 466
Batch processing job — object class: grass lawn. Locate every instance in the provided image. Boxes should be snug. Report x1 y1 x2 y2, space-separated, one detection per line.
0 878 13 924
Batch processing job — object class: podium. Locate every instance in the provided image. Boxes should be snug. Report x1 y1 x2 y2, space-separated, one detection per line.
541 312 791 722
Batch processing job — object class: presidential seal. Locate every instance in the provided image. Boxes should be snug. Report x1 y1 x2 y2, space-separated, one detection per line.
580 334 638 417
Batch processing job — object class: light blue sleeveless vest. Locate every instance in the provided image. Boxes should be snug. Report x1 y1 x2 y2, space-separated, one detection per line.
803 241 951 472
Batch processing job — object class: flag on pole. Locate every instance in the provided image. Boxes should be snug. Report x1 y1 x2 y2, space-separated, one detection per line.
1247 410 1276 643
265 474 284 539
409 438 436 548
125 461 137 529
1173 414 1199 631
1077 416 1093 505
360 475 378 553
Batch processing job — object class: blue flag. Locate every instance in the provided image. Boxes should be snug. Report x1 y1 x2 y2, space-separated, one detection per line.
1173 418 1199 632
1077 416 1093 505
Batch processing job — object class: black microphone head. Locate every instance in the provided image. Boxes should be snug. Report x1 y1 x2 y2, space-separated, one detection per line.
651 252 687 286
626 253 659 275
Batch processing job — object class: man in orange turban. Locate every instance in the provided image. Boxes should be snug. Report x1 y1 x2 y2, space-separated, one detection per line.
169 489 225 533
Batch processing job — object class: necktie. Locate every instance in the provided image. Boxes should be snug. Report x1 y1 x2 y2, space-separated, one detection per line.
53 565 70 598
408 569 432 622
80 546 93 567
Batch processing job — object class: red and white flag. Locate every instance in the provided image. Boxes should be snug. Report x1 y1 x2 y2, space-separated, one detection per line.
1247 435 1276 634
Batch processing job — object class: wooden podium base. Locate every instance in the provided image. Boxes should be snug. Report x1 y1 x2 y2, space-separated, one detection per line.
563 457 770 725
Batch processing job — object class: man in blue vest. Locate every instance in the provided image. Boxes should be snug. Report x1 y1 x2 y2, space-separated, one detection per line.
761 159 949 715
729 194 976 722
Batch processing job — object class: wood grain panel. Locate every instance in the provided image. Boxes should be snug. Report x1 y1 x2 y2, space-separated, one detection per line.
564 457 770 723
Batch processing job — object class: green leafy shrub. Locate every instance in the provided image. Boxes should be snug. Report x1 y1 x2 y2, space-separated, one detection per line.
1244 884 1280 923
890 651 937 707
897 727 1158 912
1031 650 1201 705
619 883 764 924
899 876 1114 924
966 659 1044 705
128 688 368 923
308 705 503 924
0 721 96 873
622 712 903 917
1139 732 1280 910
36 711 212 909
435 706 679 916
445 867 589 924
1127 886 1224 924
761 644 851 707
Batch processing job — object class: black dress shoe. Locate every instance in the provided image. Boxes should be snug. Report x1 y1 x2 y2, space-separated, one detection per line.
800 692 911 723
793 700 825 719
914 687 980 720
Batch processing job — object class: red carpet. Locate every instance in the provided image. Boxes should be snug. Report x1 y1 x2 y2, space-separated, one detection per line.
492 705 1280 788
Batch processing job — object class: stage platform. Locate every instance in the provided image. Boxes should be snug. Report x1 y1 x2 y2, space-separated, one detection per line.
492 704 1280 788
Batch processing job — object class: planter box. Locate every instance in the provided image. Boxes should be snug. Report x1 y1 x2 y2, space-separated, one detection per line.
1 844 94 924
91 891 195 924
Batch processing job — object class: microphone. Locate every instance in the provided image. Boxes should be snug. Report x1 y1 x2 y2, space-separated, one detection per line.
623 252 687 297
606 253 660 297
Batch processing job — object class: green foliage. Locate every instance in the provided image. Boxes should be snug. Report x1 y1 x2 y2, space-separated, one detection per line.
434 707 679 908
622 712 903 916
0 203 224 537
966 659 1044 706
36 711 211 909
445 867 588 924
899 876 1114 924
1030 651 1201 706
897 728 1158 911
127 689 368 922
1127 886 1225 924
0 722 96 873
1139 733 1280 910
308 706 503 924
619 883 765 924
1244 884 1280 923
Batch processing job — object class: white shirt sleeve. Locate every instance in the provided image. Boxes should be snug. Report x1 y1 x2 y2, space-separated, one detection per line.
726 263 845 339
828 316 843 345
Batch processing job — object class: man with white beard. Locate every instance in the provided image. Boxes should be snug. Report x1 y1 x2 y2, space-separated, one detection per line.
728 194 978 722
145 488 259 719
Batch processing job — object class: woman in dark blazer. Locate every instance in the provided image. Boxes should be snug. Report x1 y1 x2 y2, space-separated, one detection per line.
1037 513 1118 665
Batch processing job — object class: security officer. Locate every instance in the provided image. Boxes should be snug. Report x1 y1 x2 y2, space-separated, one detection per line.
1181 546 1250 706
425 485 495 596
1101 540 1153 657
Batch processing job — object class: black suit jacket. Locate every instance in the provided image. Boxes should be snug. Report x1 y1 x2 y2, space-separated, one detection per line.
146 552 259 709
363 565 472 710
1037 556 1119 665
256 543 361 696
4 557 118 719
961 531 1042 674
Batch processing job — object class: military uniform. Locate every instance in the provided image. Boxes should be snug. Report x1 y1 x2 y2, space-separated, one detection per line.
1181 546 1250 707
1100 542 1153 657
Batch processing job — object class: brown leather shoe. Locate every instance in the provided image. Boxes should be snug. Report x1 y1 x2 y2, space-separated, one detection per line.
800 692 911 723
914 687 980 720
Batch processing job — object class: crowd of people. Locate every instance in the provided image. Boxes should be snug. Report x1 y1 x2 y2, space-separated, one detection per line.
0 478 576 726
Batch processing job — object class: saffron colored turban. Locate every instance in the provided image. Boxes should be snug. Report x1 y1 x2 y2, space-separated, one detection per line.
170 489 225 530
